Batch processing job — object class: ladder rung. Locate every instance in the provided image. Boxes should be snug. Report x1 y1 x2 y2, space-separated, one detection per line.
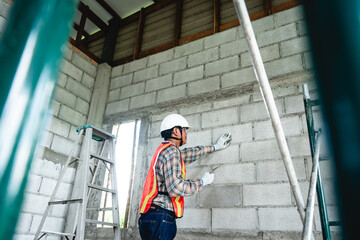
87 207 113 211
69 157 80 166
92 126 114 140
88 183 116 193
48 199 83 205
90 153 114 164
41 230 75 237
85 219 119 227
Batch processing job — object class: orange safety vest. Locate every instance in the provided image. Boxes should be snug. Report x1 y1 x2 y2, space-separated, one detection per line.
139 142 186 218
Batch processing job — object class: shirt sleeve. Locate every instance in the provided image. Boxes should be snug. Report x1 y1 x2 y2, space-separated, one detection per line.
162 146 203 197
180 145 215 165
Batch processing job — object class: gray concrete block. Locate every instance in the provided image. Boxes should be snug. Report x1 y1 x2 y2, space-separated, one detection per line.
39 177 57 196
111 64 123 78
105 99 130 115
51 203 68 218
221 67 257 89
254 116 303 140
202 107 239 128
205 56 239 77
174 66 203 85
213 123 253 144
186 130 212 146
107 88 120 102
0 16 6 34
177 208 210 230
213 95 250 109
22 194 48 214
240 99 284 122
304 51 314 69
120 82 145 99
65 77 92 102
257 158 306 182
75 97 89 115
25 175 41 193
63 45 73 61
257 23 297 47
265 54 303 79
15 213 32 233
39 159 61 179
123 57 147 74
179 103 211 116
157 85 186 103
252 85 298 101
110 73 133 90
202 145 239 165
243 183 291 206
82 73 95 90
274 5 305 27
214 163 255 184
287 135 311 157
72 53 97 77
133 65 158 83
130 92 156 109
50 135 75 156
30 215 64 234
38 131 53 148
184 194 197 208
199 186 241 207
57 72 67 88
145 74 172 92
241 139 282 161
259 207 303 231
220 38 248 59
151 111 178 122
212 208 257 230
12 235 33 240
53 87 76 108
188 76 220 96
285 94 305 114
51 100 61 116
204 28 237 49
174 39 204 58
148 48 173 66
241 44 280 68
149 121 162 138
48 117 70 138
280 36 310 57
184 114 202 132
298 20 308 36
241 15 275 35
187 47 219 67
61 60 83 81
59 105 86 126
159 57 187 75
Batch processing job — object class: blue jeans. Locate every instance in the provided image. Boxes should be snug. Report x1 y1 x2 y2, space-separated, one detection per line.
138 206 177 240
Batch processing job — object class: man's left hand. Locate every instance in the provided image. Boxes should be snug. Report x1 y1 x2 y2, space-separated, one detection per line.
213 133 232 151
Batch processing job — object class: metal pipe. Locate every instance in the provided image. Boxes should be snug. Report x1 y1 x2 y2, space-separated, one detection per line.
302 130 322 240
232 0 306 221
0 0 77 239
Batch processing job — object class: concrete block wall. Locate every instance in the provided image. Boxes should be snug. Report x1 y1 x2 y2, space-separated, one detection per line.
105 5 340 239
14 45 98 239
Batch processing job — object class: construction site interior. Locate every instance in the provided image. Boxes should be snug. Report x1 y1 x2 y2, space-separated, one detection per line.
2 0 354 239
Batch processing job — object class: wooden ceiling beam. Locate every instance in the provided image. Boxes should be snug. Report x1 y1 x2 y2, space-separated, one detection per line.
96 0 122 21
214 0 220 33
265 0 272 16
173 0 183 47
73 23 90 38
134 8 145 60
78 1 108 31
76 8 88 43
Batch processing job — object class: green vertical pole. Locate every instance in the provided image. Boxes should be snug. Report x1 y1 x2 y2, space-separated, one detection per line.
0 0 78 239
303 98 331 239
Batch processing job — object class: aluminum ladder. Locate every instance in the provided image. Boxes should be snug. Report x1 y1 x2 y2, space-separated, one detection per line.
33 124 121 240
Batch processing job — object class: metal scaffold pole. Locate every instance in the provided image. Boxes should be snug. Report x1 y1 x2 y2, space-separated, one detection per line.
232 0 307 223
0 0 78 239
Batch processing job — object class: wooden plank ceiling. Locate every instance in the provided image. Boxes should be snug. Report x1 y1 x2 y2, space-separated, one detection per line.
70 0 302 67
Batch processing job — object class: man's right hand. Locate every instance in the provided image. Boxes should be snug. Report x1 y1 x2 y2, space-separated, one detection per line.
201 172 214 186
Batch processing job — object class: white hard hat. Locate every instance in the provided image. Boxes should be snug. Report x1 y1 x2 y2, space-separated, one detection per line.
160 114 190 132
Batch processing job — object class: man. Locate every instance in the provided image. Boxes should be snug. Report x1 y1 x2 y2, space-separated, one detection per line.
138 113 232 240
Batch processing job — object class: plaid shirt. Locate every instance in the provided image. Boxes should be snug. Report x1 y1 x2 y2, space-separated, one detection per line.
151 141 215 212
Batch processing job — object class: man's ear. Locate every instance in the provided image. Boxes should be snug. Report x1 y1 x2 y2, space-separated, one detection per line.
172 127 180 136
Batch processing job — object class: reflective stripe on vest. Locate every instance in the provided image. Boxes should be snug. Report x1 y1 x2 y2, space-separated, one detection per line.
139 142 186 218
